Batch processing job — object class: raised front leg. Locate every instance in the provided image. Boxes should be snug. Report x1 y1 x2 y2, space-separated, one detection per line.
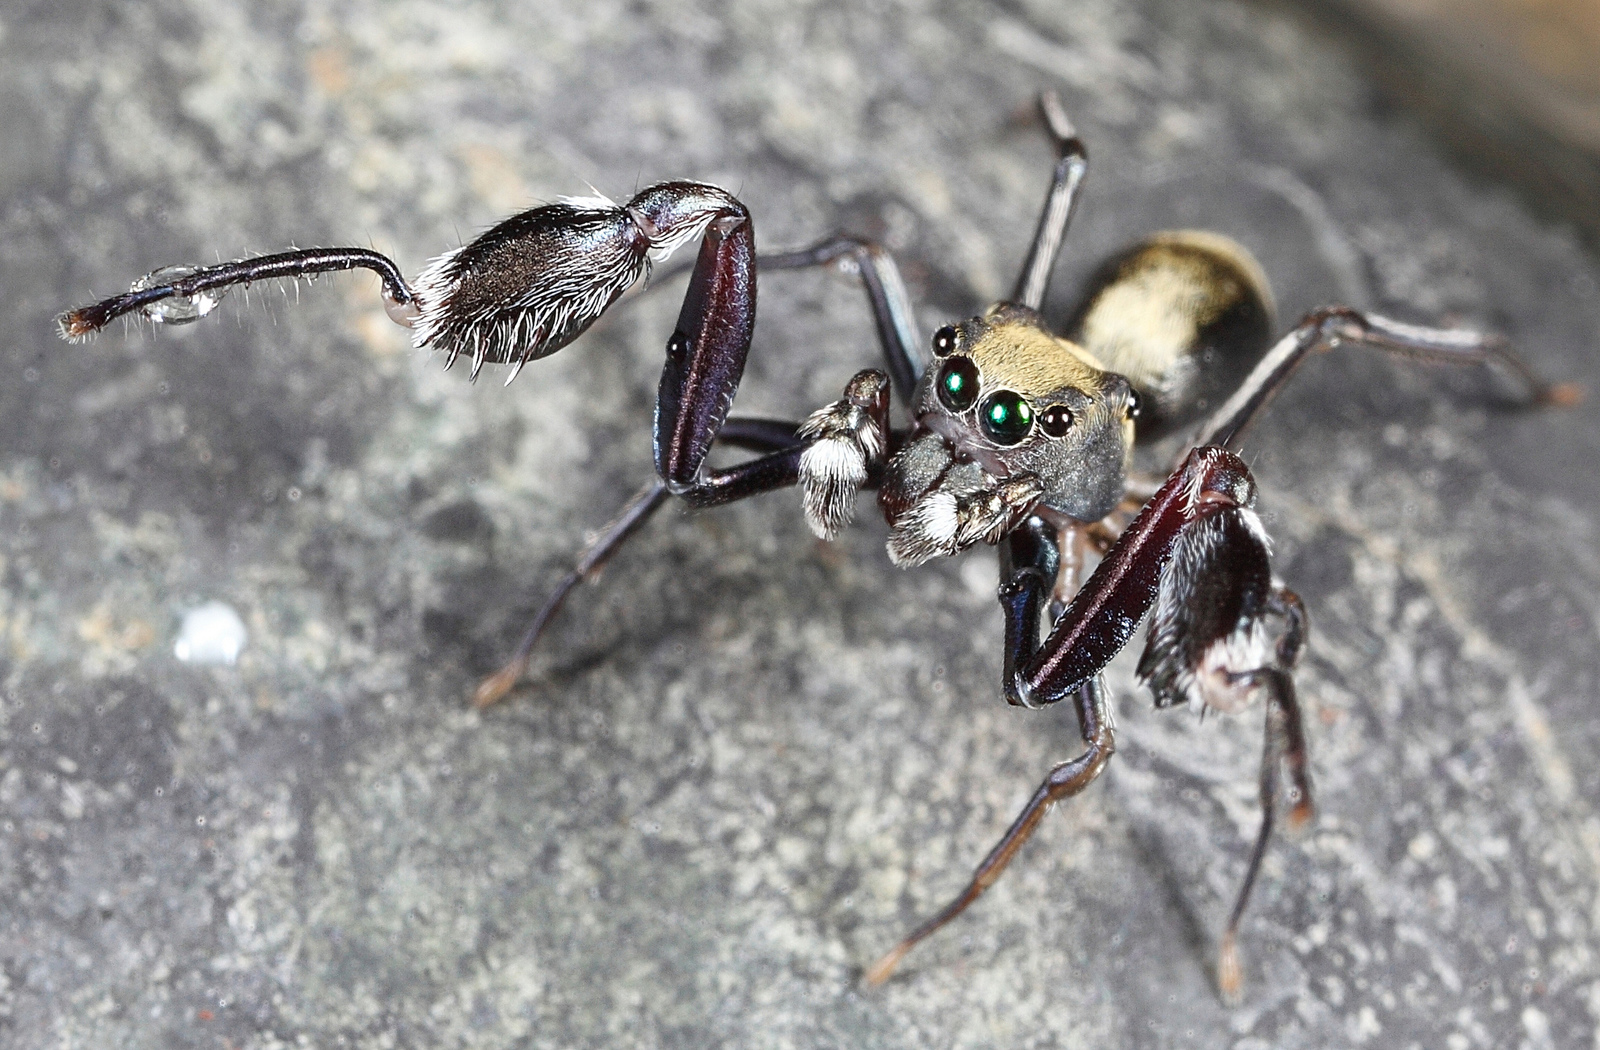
56 182 746 383
59 181 799 506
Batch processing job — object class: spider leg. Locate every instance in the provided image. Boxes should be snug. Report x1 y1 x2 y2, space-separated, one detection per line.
1194 305 1582 452
56 182 750 388
759 238 924 401
1012 90 1088 312
865 449 1262 985
864 675 1114 986
1136 493 1314 1000
650 235 923 400
1006 445 1259 708
863 509 1111 985
1216 663 1312 1002
633 189 762 489
999 515 1061 694
472 479 669 709
57 247 418 340
473 417 808 707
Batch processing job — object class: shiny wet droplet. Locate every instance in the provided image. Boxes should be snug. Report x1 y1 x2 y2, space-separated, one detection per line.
383 290 422 328
131 265 226 325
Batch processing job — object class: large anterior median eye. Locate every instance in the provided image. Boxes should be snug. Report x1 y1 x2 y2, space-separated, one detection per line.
979 390 1034 445
936 357 979 412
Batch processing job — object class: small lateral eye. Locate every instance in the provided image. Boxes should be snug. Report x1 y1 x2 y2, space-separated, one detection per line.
1039 404 1074 437
936 357 979 412
979 390 1034 445
931 325 960 357
666 330 691 364
1125 388 1142 420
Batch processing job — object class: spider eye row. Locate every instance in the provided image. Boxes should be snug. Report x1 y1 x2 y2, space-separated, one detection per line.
932 340 1076 447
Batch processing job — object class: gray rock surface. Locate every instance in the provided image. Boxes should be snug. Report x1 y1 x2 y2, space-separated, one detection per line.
3 0 1599 1047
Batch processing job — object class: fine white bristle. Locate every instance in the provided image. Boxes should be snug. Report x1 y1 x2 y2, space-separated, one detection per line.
887 491 960 567
799 437 868 539
556 193 618 211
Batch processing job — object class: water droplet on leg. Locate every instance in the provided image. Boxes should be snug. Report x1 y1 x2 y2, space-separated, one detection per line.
130 265 226 325
383 289 421 328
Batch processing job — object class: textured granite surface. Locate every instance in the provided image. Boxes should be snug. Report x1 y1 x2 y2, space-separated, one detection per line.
3 1 1600 1047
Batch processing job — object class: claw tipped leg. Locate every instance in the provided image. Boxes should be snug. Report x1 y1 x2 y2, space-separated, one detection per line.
863 941 914 988
863 679 1113 987
473 656 531 709
471 480 671 708
1217 930 1243 1005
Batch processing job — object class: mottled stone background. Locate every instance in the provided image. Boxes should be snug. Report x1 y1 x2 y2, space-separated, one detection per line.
3 1 1600 1047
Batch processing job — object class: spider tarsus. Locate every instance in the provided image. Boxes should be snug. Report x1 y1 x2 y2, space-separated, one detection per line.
1037 89 1079 149
56 308 100 342
472 659 528 709
1540 381 1585 409
863 942 911 988
1217 931 1243 1004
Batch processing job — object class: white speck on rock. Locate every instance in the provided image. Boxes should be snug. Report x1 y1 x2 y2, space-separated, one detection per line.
1350 1004 1381 1043
174 601 248 665
1521 1006 1553 1050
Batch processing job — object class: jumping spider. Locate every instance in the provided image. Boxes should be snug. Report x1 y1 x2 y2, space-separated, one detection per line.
58 92 1576 999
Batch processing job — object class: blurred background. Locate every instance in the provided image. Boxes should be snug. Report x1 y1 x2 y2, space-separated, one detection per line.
1309 0 1600 240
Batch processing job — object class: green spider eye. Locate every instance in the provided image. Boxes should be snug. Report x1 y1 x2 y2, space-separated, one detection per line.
979 390 1033 445
936 357 979 412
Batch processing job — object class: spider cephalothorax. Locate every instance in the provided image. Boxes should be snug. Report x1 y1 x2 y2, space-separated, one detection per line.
876 303 1138 566
58 91 1574 1003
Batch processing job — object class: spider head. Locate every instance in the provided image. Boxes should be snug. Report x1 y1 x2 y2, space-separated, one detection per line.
883 304 1137 527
